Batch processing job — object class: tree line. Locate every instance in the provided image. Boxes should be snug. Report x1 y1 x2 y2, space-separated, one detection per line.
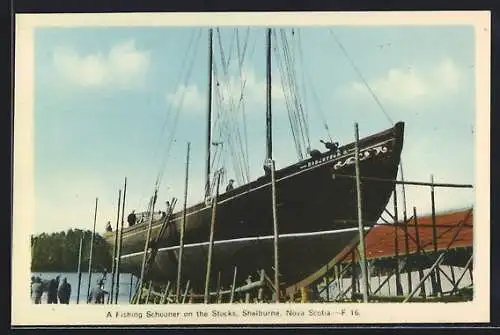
31 229 112 272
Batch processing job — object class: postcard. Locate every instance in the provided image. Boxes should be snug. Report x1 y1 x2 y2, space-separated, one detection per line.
12 11 490 326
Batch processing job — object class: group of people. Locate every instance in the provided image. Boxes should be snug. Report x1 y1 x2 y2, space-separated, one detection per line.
120 179 236 230
31 275 71 304
30 275 110 304
126 210 167 228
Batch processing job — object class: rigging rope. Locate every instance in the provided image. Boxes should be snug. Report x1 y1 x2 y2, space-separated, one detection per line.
328 28 410 217
273 29 312 160
236 28 252 181
133 28 200 206
212 28 252 186
212 50 244 185
328 28 394 125
155 29 203 190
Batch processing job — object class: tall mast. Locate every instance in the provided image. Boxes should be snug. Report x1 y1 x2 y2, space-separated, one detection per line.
266 28 272 162
205 28 214 198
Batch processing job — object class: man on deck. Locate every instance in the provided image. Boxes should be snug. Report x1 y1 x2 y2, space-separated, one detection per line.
226 179 235 192
127 210 137 227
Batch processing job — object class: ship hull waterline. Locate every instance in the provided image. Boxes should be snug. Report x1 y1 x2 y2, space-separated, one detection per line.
107 122 405 293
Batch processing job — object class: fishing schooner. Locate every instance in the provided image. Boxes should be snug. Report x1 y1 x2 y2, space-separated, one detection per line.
105 28 405 293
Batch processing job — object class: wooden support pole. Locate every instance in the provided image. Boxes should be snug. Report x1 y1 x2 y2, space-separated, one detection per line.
205 28 213 199
325 264 330 302
257 269 265 302
145 280 153 304
108 241 117 304
136 190 157 304
318 262 351 295
403 253 445 303
336 283 354 301
109 189 122 304
403 210 412 293
204 172 221 304
393 187 403 296
76 235 84 304
413 207 426 298
436 262 460 288
161 282 171 304
115 177 127 304
430 175 442 296
450 256 473 294
230 266 237 303
350 252 356 299
128 274 133 303
372 269 397 296
182 281 191 304
216 271 222 303
331 174 473 189
270 159 280 303
177 142 191 303
339 264 343 291
335 264 341 294
244 276 251 303
354 123 369 303
468 263 474 286
377 272 381 295
450 265 457 288
86 197 98 303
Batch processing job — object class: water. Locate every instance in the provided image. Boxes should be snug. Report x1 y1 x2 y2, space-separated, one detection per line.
31 271 139 304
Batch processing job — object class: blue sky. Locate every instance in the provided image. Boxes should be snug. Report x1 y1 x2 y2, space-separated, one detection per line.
33 25 476 234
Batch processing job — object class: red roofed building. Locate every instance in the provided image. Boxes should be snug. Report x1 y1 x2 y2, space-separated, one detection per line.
292 207 473 291
340 207 473 262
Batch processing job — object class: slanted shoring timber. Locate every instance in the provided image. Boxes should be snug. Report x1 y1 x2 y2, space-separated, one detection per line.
270 159 280 303
204 172 222 304
177 142 191 302
450 255 473 295
115 177 127 304
354 122 369 303
393 187 403 295
76 235 84 304
430 174 442 296
109 189 121 304
230 266 238 303
86 197 99 303
413 207 426 298
403 253 445 303
135 190 157 304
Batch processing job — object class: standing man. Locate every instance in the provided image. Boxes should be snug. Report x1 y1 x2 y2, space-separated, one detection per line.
31 277 43 304
88 279 108 304
226 179 235 192
127 210 137 227
57 277 72 304
47 275 60 304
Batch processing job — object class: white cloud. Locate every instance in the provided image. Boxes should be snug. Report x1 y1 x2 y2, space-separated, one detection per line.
343 58 463 105
165 67 285 115
52 40 150 89
237 67 285 103
166 84 206 113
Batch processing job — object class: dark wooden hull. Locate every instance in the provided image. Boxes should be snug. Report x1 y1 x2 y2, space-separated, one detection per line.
107 122 405 291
